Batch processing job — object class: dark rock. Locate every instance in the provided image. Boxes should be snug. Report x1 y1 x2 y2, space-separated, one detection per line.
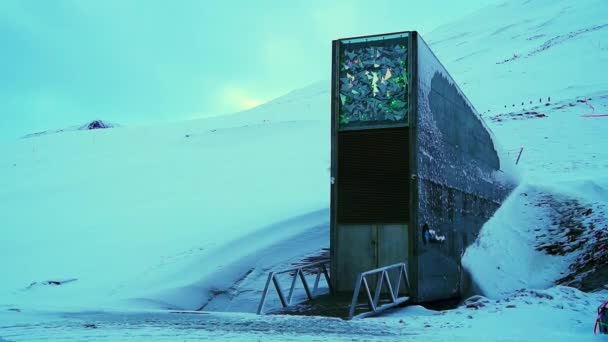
87 120 109 130
464 295 490 309
80 120 114 131
27 278 78 289
529 290 554 300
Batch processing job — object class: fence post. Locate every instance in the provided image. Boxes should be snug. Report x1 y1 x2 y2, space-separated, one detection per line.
516 147 524 165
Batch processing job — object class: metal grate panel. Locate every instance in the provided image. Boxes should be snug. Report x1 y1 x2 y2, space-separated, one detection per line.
337 127 409 224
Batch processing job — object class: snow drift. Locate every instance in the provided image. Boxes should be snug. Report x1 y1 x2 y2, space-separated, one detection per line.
463 179 608 298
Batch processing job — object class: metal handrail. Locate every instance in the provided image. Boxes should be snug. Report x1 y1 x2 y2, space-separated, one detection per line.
348 262 410 319
257 260 331 315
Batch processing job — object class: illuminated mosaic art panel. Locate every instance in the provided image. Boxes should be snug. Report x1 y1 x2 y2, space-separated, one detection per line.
339 39 408 129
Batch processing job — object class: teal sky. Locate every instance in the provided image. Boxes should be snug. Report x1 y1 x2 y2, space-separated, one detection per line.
0 0 496 138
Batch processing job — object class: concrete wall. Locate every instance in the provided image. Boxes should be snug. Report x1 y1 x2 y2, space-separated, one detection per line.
410 33 515 302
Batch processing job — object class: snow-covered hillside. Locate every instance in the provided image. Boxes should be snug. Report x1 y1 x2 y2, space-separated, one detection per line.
1 1 607 339
0 82 331 311
429 0 608 115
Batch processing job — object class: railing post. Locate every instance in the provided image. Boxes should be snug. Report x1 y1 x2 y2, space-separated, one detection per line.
362 276 375 311
273 275 288 308
383 271 396 302
401 264 410 292
287 269 301 305
257 272 275 314
312 268 322 295
348 274 363 319
394 267 402 295
372 271 385 308
322 263 332 292
299 270 313 300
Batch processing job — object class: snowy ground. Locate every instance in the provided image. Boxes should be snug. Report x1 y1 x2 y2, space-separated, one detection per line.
2 0 608 340
0 309 410 342
1 287 605 341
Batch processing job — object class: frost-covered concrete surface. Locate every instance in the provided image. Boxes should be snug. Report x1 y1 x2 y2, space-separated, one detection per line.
2 0 608 340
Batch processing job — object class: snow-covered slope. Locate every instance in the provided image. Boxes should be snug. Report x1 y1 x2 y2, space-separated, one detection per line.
0 83 331 311
463 178 608 298
423 0 608 181
1 0 607 318
428 0 608 115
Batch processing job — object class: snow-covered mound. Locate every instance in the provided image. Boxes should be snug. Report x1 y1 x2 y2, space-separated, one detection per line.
463 179 608 298
22 120 117 138
382 286 607 340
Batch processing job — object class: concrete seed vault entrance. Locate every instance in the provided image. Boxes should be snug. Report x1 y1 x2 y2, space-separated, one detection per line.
329 31 514 304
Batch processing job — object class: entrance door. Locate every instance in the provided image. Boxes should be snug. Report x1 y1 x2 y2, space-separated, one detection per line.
335 224 408 292
335 225 377 292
